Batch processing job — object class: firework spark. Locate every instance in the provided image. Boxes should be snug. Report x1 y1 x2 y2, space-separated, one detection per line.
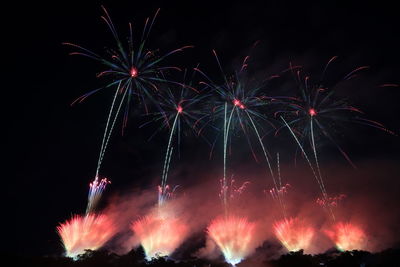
132 208 188 260
207 216 257 266
325 222 368 251
57 214 116 258
86 177 111 214
273 217 315 252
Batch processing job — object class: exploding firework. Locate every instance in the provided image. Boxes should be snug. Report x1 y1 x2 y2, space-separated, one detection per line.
196 50 280 211
207 216 257 266
325 222 368 251
57 214 116 258
277 57 393 167
277 58 393 220
132 208 188 260
273 217 315 252
64 7 192 201
142 71 208 205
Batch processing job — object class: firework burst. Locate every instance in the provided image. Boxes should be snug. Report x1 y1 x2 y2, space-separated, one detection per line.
57 214 116 258
325 222 368 251
273 217 315 252
196 50 280 212
207 216 257 266
142 70 208 205
278 57 393 220
64 7 192 206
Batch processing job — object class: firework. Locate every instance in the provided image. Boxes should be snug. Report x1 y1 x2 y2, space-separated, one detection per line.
316 194 346 211
277 58 393 220
86 177 111 214
142 71 208 205
132 209 188 260
273 217 315 252
207 216 257 266
325 222 368 251
196 50 279 211
64 7 192 203
57 214 116 258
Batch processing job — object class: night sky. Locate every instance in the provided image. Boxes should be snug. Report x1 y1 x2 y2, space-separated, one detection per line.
4 0 399 256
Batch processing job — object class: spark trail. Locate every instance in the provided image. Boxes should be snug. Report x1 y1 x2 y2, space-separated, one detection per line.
159 111 180 205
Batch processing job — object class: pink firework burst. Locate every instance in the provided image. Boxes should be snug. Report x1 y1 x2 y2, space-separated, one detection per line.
57 214 116 258
207 216 257 266
273 217 315 252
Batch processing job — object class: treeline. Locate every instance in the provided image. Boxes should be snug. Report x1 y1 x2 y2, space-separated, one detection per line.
8 248 399 267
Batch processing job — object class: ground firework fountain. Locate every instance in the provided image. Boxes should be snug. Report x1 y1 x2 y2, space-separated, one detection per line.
132 205 188 260
57 214 116 258
207 216 257 266
325 222 368 251
273 217 315 252
55 4 398 264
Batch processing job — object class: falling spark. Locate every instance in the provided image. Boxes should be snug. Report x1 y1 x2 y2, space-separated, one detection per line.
207 216 256 266
86 177 111 214
273 217 315 252
325 222 368 251
57 214 116 258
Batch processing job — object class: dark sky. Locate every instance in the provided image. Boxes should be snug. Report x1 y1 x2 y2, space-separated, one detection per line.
3 0 399 256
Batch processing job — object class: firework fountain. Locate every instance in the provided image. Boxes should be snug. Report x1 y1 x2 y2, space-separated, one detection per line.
131 204 189 260
207 216 257 266
325 222 368 251
273 217 315 252
58 6 192 258
131 72 205 260
57 213 116 258
195 51 281 265
56 4 398 263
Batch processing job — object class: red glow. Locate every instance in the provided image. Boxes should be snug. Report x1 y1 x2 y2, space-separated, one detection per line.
130 67 138 78
177 105 183 113
325 222 367 251
273 217 315 252
57 214 116 258
233 99 246 109
309 108 317 116
207 216 256 266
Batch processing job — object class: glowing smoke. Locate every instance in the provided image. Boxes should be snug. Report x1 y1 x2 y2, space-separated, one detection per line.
57 214 116 258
